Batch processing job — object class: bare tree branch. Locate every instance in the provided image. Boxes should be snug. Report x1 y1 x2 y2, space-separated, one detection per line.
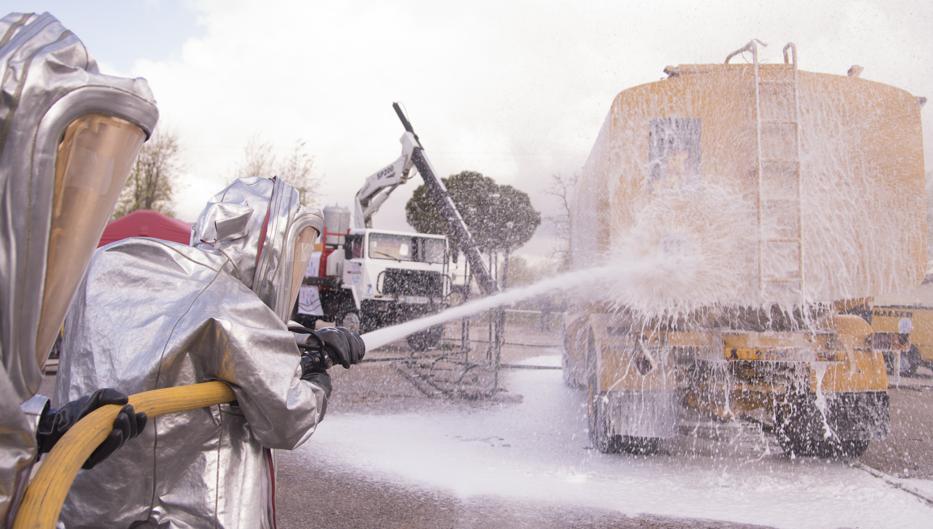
236 135 277 180
114 130 181 218
277 139 319 208
545 172 577 270
235 136 320 207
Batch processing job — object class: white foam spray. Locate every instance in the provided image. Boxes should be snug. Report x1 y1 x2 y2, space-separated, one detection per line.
361 183 750 352
361 265 615 351
361 254 676 351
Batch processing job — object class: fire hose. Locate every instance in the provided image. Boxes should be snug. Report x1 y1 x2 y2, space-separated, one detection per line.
14 319 452 528
12 381 235 529
13 331 354 529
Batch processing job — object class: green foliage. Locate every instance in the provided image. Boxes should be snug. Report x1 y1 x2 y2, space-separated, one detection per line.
501 255 542 287
405 170 541 254
493 184 540 251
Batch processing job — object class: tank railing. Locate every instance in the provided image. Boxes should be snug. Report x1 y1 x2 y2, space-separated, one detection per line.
724 39 767 64
13 381 235 529
782 43 798 67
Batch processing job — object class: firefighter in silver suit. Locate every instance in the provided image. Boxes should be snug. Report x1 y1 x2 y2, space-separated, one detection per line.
0 12 157 526
56 176 364 528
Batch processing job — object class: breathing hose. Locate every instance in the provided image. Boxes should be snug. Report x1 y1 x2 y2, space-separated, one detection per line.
12 381 235 529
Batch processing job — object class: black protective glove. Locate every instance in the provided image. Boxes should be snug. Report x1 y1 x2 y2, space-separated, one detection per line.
309 327 366 369
37 388 147 469
293 325 363 400
293 325 366 370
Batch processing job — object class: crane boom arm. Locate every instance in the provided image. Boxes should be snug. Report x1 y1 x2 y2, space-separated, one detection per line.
392 103 499 295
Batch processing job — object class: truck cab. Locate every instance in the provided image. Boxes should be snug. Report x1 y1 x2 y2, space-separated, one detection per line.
304 221 450 349
341 228 449 318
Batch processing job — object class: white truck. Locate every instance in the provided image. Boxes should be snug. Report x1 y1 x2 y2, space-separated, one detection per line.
301 215 451 350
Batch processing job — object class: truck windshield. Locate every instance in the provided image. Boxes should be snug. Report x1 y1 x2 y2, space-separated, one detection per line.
368 233 446 264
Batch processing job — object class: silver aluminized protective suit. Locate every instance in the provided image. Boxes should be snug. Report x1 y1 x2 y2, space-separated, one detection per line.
56 177 325 529
0 12 157 525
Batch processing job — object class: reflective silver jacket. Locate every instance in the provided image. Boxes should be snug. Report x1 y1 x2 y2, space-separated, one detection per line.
56 178 325 529
0 12 157 525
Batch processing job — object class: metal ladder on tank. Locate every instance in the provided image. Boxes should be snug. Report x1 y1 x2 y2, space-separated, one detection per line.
728 40 805 303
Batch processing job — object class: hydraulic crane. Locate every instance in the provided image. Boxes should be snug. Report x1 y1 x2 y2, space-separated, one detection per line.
391 102 499 296
299 103 499 350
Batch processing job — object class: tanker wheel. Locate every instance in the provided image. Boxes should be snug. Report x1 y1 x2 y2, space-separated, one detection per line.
776 434 870 459
336 311 361 334
882 351 896 375
619 436 661 455
774 400 870 458
587 369 622 454
407 325 444 352
900 346 921 377
588 394 621 454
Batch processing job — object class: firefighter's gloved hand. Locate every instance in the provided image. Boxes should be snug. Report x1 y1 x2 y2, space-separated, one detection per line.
310 327 365 369
36 388 147 469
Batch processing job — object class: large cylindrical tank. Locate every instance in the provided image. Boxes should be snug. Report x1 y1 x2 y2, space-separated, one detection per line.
322 205 351 246
573 51 926 312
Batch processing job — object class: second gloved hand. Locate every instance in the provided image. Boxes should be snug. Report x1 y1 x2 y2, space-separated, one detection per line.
37 388 147 469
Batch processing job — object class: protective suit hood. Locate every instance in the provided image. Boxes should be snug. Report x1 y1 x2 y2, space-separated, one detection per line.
192 177 323 321
0 12 158 400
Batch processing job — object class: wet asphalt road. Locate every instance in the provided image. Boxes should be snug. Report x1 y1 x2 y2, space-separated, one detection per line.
276 458 770 529
274 341 933 529
275 360 770 529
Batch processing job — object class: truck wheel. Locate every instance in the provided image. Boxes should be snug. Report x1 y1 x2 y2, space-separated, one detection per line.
882 351 896 375
337 311 361 334
588 396 621 454
775 397 872 458
587 371 622 454
776 430 870 458
406 325 443 351
446 289 466 307
619 436 661 455
837 439 870 457
900 346 920 377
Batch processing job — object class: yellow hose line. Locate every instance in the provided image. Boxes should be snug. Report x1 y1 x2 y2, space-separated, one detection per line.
13 381 235 529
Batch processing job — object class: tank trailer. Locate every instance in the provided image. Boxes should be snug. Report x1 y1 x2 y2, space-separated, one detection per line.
562 41 927 457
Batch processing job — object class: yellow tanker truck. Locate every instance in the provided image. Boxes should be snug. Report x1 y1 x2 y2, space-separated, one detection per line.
562 41 927 457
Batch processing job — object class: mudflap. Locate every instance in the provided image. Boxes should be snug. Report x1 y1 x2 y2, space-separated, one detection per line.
775 391 889 457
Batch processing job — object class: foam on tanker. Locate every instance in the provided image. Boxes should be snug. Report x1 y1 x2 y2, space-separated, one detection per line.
572 62 927 316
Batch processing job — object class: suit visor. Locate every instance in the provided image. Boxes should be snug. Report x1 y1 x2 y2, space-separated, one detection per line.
288 227 319 311
35 114 145 364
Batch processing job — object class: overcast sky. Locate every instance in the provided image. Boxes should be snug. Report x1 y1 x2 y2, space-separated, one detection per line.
12 0 933 259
